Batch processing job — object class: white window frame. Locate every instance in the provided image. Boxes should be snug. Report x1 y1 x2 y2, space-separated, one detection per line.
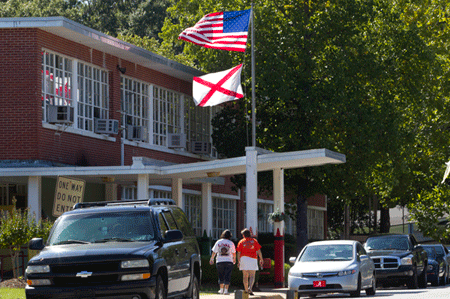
184 193 202 236
258 202 274 233
77 62 109 132
153 86 182 146
41 50 73 121
212 197 236 239
121 76 150 141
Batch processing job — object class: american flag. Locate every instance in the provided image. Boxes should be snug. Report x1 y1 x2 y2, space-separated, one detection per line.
178 9 251 52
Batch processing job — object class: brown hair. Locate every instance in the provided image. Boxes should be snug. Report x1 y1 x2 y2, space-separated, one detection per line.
220 229 232 240
241 228 251 238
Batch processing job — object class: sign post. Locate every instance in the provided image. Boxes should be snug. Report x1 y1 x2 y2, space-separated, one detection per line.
53 176 85 217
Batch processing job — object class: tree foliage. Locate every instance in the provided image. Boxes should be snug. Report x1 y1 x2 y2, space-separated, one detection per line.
0 198 52 278
162 0 450 243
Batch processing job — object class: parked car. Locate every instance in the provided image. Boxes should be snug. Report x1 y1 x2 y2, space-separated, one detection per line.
288 240 376 298
423 244 450 285
422 245 443 286
25 199 201 299
364 234 428 289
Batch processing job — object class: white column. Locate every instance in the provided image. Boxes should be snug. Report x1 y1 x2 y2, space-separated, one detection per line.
201 183 213 237
246 146 258 236
137 174 149 199
28 176 41 220
273 168 285 234
172 178 183 207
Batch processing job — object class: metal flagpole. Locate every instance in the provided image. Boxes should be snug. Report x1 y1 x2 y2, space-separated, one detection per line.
246 3 258 238
251 2 256 147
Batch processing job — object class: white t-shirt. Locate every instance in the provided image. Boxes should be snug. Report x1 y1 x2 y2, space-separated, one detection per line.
212 239 236 263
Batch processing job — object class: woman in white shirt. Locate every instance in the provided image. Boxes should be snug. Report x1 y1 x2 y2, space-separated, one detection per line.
209 230 236 295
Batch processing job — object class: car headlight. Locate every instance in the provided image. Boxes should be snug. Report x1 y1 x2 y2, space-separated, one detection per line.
338 269 356 276
121 273 151 281
401 255 413 265
26 265 50 274
121 259 149 268
27 279 51 286
288 271 303 277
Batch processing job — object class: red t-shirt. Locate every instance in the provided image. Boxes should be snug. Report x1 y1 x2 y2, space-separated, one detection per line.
237 237 262 259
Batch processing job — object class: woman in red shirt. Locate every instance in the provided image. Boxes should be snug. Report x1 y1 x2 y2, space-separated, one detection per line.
236 228 264 295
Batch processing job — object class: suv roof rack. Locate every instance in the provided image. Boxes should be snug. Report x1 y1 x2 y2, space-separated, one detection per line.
73 198 176 210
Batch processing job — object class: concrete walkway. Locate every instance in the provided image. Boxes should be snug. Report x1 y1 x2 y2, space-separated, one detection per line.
200 288 289 299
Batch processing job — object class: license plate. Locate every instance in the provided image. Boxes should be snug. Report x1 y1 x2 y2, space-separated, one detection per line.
313 280 326 288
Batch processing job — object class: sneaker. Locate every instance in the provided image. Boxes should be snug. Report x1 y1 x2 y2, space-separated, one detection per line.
223 290 230 295
218 289 224 294
248 290 254 295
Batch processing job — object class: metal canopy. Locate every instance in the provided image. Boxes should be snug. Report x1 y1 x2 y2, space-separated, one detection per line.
0 148 345 185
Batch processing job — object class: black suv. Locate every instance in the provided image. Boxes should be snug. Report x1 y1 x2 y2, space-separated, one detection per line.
25 199 201 299
364 234 427 289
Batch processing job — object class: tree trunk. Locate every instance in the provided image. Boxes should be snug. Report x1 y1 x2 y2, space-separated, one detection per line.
296 181 308 255
379 207 390 233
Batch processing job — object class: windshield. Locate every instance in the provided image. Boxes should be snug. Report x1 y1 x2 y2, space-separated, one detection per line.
48 211 155 245
299 244 354 262
423 247 437 259
365 236 409 251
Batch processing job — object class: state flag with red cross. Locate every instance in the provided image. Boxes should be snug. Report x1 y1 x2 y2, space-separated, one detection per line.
192 64 244 107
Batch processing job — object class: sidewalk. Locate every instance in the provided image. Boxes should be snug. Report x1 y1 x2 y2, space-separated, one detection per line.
201 288 288 299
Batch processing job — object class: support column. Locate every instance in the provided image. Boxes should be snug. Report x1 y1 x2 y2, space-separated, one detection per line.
28 176 41 220
172 178 183 208
201 183 213 237
246 147 258 236
137 174 149 200
273 168 285 288
105 184 117 201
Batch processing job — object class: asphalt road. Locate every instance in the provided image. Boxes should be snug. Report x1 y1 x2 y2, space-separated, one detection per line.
201 285 450 299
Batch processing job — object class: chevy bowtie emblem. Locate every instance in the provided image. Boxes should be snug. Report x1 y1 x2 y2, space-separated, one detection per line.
76 271 93 278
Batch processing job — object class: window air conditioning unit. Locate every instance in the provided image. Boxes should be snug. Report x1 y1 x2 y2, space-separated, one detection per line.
94 119 119 135
47 105 74 124
127 125 148 142
191 141 212 154
168 133 186 148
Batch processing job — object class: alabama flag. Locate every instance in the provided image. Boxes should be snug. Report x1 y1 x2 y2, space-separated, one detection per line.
193 64 244 107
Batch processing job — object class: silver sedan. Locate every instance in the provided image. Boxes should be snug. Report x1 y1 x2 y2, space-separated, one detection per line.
288 240 376 298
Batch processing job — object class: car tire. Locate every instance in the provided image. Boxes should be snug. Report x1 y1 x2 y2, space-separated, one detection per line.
187 275 199 299
156 274 167 299
407 266 419 289
418 266 427 288
432 274 439 286
349 274 361 297
440 268 446 286
365 274 376 296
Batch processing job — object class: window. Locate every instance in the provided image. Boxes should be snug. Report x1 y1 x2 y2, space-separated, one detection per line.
258 203 274 233
184 194 202 236
42 50 110 132
185 99 221 143
42 51 73 120
308 208 324 240
121 77 150 141
172 207 195 237
77 62 109 131
212 197 236 239
153 87 182 146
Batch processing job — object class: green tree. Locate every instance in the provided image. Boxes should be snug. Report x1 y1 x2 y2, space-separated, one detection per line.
0 197 53 278
161 0 449 248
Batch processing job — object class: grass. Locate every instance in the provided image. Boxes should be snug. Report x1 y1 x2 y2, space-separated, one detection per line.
0 288 25 299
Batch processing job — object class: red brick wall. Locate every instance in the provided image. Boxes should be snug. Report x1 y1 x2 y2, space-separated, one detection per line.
0 29 41 159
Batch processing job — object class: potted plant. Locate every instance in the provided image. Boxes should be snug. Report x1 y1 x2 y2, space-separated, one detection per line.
268 209 286 223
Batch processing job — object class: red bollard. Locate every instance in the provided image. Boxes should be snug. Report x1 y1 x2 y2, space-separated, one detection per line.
274 228 285 288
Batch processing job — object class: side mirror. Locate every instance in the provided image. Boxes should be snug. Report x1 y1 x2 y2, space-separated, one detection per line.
289 257 297 264
164 230 183 243
29 238 45 250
